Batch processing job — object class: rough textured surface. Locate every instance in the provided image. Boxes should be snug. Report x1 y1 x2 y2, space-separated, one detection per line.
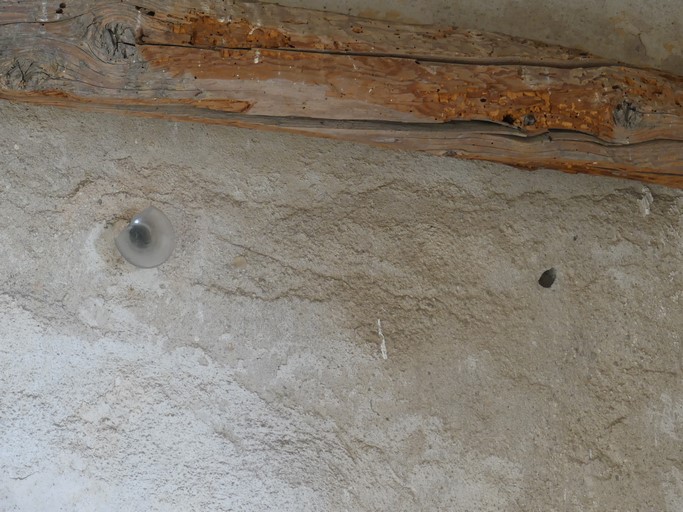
269 0 683 75
1 2 683 511
1 100 682 511
4 2 682 186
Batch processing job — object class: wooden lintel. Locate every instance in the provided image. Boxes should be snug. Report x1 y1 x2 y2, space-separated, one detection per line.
1 1 682 187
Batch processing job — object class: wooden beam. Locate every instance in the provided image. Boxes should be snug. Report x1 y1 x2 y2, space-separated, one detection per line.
1 1 682 187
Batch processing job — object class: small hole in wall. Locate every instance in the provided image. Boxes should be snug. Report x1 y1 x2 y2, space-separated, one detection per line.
59 2 66 7
56 8 63 13
523 114 536 126
135 5 155 16
538 268 557 289
502 114 515 125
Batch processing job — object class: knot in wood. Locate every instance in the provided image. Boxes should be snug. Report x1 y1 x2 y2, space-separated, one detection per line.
99 23 137 61
613 100 643 129
3 58 48 89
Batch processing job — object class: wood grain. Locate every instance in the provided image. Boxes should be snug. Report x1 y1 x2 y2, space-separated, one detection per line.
1 1 682 187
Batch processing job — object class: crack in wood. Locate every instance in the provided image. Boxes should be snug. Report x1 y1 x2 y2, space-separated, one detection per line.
136 40 623 70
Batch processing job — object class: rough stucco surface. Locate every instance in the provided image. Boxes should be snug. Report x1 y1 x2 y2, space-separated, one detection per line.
1 1 683 511
1 102 682 511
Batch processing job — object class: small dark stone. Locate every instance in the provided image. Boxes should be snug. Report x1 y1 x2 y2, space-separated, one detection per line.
523 114 536 126
538 268 557 288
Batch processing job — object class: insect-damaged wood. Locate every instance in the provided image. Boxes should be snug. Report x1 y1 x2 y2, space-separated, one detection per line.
1 1 682 187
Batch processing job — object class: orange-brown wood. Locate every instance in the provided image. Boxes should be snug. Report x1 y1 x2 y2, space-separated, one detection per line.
1 1 682 187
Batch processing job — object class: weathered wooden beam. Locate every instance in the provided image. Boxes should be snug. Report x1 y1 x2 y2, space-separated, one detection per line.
1 1 682 187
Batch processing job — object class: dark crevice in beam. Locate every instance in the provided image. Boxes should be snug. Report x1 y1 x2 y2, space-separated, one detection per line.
136 40 626 70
